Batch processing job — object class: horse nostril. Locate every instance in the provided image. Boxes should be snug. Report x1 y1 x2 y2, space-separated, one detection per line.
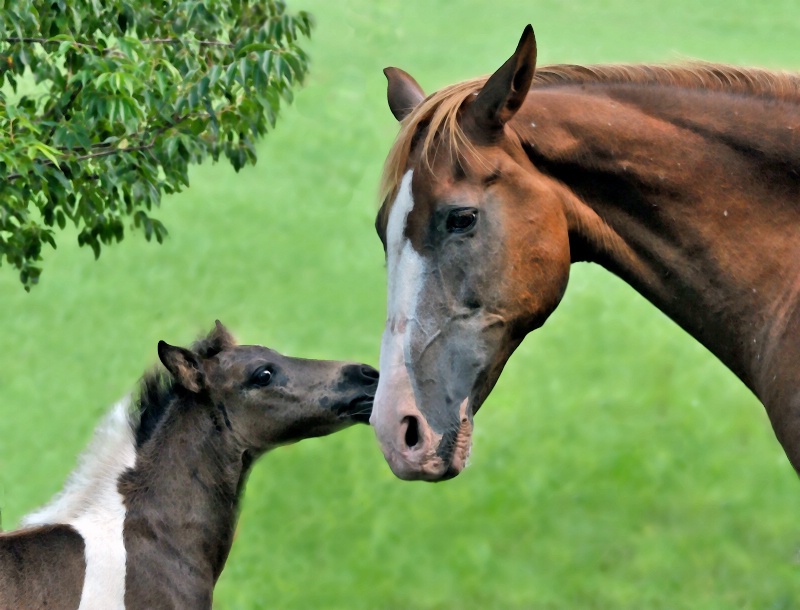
403 416 420 449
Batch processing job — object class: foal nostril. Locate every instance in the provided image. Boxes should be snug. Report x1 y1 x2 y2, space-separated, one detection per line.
402 416 420 449
341 363 379 385
359 365 380 381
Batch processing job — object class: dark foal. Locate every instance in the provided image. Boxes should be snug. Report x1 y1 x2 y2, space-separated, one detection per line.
0 322 377 609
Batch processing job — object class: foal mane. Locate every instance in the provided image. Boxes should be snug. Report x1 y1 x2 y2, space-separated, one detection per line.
21 327 235 529
133 331 230 448
379 62 800 206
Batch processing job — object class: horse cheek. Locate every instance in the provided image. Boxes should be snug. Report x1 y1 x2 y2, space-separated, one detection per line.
509 213 571 332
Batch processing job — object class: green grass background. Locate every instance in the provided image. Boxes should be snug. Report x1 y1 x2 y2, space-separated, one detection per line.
2 1 800 608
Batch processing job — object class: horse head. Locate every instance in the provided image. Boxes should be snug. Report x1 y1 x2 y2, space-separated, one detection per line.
371 26 573 481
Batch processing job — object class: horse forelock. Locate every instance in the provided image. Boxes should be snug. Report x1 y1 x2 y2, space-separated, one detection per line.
378 62 800 222
379 76 488 212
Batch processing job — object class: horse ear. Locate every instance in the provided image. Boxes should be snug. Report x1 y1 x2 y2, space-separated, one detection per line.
385 67 426 122
158 341 205 393
467 24 537 131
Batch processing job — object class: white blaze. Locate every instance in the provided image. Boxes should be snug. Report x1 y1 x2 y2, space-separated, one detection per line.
372 171 426 436
23 398 137 610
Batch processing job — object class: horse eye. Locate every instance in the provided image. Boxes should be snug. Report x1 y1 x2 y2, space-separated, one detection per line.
483 170 501 186
446 208 478 234
250 366 273 386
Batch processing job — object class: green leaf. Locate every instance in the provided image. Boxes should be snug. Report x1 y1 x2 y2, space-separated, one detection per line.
31 142 62 167
0 0 314 289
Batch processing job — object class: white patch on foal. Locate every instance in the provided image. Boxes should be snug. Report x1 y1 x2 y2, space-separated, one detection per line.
23 397 137 610
373 170 427 429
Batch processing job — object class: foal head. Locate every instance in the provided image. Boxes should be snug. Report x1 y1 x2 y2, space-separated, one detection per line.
157 321 379 454
372 26 573 480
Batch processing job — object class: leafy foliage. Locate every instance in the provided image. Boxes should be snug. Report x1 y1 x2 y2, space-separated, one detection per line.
0 0 313 289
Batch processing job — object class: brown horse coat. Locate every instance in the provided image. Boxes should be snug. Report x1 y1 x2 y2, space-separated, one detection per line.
371 26 800 481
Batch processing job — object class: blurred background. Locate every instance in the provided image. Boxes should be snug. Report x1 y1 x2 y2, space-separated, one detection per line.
1 1 799 608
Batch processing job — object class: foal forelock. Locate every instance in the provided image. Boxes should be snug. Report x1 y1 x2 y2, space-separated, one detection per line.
378 61 800 214
23 397 138 609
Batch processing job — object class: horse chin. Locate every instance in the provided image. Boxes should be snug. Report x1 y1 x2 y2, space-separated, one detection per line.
388 447 471 482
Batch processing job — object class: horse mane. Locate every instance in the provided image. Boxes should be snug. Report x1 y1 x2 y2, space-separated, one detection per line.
379 62 800 206
534 62 800 98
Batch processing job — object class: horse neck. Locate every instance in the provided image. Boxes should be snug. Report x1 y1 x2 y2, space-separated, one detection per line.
518 83 800 400
120 394 250 603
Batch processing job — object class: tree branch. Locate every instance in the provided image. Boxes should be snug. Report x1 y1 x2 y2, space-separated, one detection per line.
141 38 234 48
44 83 84 142
6 113 191 182
5 144 153 181
2 37 234 50
2 37 98 51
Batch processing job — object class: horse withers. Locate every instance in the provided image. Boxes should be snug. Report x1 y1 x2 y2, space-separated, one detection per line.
371 25 800 480
0 321 377 609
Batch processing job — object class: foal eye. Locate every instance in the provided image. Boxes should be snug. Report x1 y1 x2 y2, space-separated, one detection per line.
250 366 273 386
445 208 478 234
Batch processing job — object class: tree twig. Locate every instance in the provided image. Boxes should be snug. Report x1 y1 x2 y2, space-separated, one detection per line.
44 82 83 143
6 113 191 182
2 37 234 51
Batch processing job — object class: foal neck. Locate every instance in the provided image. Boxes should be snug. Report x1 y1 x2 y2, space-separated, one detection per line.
119 393 249 608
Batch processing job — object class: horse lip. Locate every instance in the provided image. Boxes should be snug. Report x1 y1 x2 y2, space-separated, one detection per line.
436 423 472 480
430 399 474 481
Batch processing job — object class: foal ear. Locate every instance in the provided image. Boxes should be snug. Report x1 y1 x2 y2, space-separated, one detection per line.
192 320 237 359
467 24 537 130
208 320 237 352
158 341 205 393
385 67 426 122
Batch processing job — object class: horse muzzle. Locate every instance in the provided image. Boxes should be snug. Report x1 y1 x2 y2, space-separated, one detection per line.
372 397 473 481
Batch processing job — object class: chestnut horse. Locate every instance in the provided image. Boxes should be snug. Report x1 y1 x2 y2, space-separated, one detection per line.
0 322 377 609
370 25 800 481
